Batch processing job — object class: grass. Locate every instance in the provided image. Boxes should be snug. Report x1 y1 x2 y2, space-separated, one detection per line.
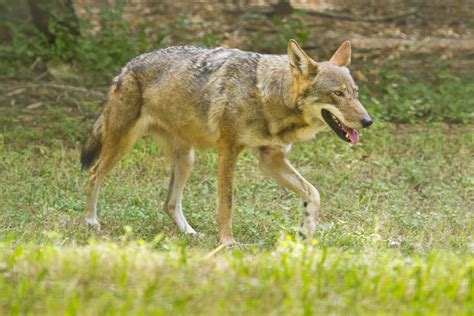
0 5 473 313
1 239 472 315
1 109 472 252
0 81 473 313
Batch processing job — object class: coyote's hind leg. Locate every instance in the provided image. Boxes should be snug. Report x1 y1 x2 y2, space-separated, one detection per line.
165 146 197 234
84 126 140 229
152 131 197 234
82 69 144 230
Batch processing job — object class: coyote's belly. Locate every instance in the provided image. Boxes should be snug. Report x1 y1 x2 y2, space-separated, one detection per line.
141 88 222 148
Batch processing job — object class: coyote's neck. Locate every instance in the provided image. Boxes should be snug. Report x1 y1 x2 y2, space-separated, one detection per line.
257 56 295 109
256 56 319 143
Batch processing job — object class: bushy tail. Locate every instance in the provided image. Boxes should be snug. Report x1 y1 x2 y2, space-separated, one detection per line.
80 115 104 170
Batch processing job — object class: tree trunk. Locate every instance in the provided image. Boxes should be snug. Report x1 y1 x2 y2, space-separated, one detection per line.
27 0 80 42
0 0 30 42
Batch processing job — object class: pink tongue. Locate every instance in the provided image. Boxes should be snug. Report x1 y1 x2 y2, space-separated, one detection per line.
348 129 359 144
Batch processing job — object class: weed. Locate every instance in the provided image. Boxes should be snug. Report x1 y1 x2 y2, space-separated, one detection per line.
250 12 309 53
361 67 474 124
0 238 471 314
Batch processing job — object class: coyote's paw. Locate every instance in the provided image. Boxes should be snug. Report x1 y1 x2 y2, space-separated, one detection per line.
219 236 237 248
299 201 319 239
191 232 206 239
204 237 238 259
299 217 317 240
183 229 205 239
85 217 101 231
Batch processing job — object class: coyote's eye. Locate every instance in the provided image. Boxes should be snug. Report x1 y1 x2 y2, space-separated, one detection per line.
333 90 344 97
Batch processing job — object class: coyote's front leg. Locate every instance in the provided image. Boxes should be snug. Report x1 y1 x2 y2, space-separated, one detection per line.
258 146 320 238
217 141 243 246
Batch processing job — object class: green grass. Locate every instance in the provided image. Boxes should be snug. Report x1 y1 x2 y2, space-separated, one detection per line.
0 84 473 313
1 6 473 312
360 68 474 124
1 112 472 252
1 239 472 315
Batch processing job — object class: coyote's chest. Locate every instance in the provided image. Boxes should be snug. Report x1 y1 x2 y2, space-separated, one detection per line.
238 120 326 148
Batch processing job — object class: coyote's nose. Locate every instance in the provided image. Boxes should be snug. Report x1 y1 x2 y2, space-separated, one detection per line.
361 117 373 128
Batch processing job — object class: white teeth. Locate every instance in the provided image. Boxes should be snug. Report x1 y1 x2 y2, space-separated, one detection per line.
330 113 345 130
345 132 349 138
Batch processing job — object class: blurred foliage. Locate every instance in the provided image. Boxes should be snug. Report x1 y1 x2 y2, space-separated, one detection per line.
361 64 474 124
0 2 472 123
250 12 310 53
0 239 471 314
0 1 168 83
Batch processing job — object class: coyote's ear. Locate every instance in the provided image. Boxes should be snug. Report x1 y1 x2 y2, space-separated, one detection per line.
329 41 351 67
288 39 319 76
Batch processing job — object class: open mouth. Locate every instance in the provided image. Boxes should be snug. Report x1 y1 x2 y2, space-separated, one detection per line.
321 109 359 144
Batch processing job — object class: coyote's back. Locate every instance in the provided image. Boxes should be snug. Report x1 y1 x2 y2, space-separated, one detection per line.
116 46 278 149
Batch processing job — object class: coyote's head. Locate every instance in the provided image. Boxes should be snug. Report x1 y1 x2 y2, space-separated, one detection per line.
288 39 372 144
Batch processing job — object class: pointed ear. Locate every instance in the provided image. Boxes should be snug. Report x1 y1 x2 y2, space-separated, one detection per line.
329 41 351 67
288 39 319 76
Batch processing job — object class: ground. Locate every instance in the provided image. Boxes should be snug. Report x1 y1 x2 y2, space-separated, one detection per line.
0 1 473 314
0 83 472 313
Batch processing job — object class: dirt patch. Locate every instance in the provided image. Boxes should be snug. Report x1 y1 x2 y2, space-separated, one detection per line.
72 0 474 75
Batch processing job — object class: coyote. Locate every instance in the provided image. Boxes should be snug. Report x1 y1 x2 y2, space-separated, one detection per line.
81 40 372 246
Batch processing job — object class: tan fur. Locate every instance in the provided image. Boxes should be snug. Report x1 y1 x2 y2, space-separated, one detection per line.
81 40 372 246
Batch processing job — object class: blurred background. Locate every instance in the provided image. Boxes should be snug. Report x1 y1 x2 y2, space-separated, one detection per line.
0 0 472 126
0 0 473 130
0 4 473 314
